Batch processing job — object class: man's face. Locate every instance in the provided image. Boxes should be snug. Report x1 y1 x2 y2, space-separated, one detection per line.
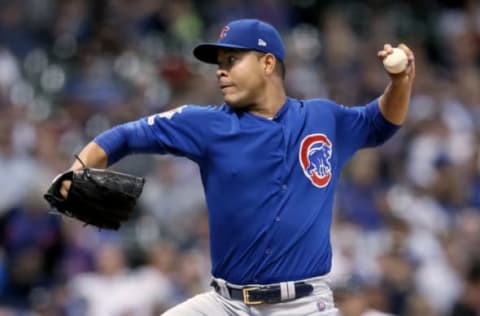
216 49 266 108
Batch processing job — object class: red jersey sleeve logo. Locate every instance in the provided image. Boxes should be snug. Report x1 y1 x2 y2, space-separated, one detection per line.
299 134 333 188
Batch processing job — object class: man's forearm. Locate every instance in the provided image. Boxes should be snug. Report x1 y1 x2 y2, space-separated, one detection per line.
379 77 412 125
60 141 108 197
377 43 415 126
70 141 108 170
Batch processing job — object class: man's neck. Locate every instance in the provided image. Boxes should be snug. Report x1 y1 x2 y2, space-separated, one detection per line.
248 83 287 118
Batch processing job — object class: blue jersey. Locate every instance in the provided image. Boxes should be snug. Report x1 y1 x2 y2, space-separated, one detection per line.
94 97 399 284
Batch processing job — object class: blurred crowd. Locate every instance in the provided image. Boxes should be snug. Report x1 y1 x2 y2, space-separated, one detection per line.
0 0 479 315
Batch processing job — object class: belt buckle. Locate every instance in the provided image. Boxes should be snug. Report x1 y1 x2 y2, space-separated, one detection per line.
242 287 263 305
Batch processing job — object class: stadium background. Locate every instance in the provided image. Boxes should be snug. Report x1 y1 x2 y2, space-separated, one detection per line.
0 0 479 315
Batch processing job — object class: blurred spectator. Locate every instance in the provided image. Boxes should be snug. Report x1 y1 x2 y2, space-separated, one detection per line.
449 260 480 316
333 276 394 316
336 150 388 231
0 1 41 57
0 107 38 215
140 157 205 238
376 251 416 315
0 202 62 307
56 220 96 281
68 242 133 316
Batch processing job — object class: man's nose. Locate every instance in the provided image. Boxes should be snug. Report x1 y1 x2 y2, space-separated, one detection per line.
216 68 227 79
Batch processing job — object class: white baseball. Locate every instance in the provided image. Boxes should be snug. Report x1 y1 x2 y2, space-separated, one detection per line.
383 47 408 74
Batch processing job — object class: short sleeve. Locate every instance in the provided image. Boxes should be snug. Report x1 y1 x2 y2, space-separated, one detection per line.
94 105 212 165
144 105 210 161
336 99 400 163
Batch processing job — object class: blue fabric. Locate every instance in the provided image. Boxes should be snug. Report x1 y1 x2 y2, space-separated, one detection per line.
94 97 399 284
193 19 286 64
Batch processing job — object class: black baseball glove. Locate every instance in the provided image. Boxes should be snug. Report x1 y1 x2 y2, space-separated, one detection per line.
44 164 145 230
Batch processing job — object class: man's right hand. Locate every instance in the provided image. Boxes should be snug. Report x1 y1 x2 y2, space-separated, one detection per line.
60 180 71 198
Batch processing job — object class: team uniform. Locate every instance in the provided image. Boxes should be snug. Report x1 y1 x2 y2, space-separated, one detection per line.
94 97 399 315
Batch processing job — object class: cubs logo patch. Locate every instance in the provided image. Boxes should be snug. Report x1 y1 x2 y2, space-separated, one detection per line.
219 26 230 39
299 134 332 188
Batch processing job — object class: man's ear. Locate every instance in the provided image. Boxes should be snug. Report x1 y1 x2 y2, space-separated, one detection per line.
263 54 276 76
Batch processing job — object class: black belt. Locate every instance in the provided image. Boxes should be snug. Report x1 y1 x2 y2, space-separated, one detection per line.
210 279 314 305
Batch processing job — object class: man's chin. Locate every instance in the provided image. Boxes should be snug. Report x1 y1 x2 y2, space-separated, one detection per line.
223 97 246 109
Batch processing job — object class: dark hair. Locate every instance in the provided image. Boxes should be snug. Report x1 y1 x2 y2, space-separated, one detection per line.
254 51 285 80
275 59 286 80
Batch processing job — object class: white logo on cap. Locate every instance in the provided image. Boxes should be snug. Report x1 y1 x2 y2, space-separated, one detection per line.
258 39 267 47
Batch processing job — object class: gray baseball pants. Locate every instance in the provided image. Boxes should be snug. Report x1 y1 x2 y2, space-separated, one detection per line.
162 275 338 316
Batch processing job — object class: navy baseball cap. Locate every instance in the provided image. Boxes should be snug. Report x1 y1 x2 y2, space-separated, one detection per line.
193 19 285 64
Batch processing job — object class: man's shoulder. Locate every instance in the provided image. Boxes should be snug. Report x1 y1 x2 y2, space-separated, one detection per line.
299 98 342 116
182 103 232 115
155 103 231 120
300 98 373 117
301 98 340 108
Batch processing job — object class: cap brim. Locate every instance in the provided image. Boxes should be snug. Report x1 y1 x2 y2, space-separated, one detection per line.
193 43 250 64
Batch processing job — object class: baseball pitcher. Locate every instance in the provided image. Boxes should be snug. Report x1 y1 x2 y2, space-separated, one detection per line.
45 19 415 316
